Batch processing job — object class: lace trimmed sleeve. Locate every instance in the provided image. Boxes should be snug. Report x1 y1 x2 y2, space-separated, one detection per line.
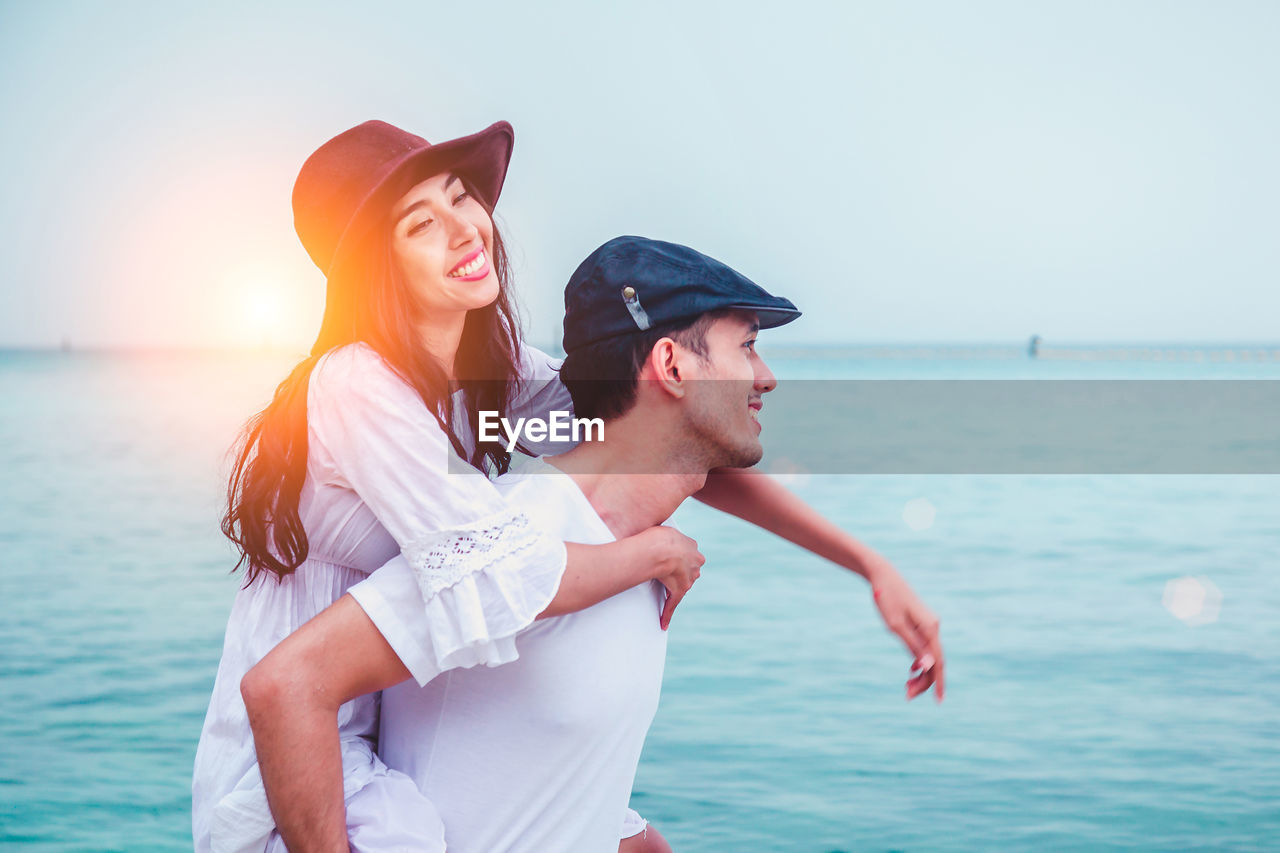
348 510 567 685
308 344 568 681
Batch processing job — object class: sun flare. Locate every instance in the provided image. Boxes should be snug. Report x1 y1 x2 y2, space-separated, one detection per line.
222 262 316 349
244 287 282 333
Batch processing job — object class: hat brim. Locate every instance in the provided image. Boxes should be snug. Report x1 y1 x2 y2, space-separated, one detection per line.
726 304 802 330
328 121 513 279
311 121 514 355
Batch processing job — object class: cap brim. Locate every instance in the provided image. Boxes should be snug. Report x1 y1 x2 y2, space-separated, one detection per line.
729 304 802 330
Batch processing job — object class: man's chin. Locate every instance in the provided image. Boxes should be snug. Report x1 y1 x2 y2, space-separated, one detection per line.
716 441 764 470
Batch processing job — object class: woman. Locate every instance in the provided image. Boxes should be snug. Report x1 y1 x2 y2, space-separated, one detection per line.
193 119 943 853
193 120 703 852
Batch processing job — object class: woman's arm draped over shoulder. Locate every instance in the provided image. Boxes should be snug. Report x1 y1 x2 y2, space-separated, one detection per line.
310 345 700 680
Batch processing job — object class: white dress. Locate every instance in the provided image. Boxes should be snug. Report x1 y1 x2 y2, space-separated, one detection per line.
348 456 669 853
191 342 572 853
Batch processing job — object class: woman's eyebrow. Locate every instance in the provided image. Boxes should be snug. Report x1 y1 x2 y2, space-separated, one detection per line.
393 175 461 224
394 200 428 225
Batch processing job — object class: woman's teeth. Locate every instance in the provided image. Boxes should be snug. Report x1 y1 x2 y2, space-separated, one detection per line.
449 251 486 277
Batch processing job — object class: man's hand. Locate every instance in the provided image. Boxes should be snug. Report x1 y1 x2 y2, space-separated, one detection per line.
866 559 945 702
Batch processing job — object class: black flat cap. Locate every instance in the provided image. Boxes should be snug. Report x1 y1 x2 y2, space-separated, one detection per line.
563 236 800 354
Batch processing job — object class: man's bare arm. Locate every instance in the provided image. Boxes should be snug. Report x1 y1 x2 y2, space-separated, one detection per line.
241 595 409 853
240 533 704 852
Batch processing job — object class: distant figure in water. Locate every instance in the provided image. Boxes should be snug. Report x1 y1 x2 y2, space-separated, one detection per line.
1028 334 1042 359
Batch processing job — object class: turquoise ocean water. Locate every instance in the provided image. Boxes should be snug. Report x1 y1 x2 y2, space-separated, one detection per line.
1 346 1277 851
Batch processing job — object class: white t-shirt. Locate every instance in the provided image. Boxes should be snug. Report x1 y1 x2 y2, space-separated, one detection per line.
192 343 573 853
348 456 669 853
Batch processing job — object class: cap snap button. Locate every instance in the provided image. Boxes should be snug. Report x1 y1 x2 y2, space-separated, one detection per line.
622 286 636 300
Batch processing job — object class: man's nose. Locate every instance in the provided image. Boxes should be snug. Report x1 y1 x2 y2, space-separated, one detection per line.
754 357 777 394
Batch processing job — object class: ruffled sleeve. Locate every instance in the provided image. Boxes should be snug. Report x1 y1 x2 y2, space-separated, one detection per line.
348 511 565 686
308 343 568 683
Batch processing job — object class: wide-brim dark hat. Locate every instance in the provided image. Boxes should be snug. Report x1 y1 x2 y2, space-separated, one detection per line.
293 119 514 355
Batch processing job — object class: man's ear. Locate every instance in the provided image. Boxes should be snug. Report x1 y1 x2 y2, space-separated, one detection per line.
642 337 687 400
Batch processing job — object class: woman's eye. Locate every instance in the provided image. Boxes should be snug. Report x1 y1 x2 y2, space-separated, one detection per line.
745 339 757 350
409 218 433 235
452 191 470 206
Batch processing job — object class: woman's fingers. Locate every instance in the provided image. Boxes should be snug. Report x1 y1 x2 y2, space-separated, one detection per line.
882 597 930 663
878 581 945 703
906 665 937 700
653 525 702 630
927 643 945 703
905 615 945 702
914 612 945 703
659 586 686 631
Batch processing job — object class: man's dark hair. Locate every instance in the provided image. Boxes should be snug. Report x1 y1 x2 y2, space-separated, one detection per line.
559 309 732 421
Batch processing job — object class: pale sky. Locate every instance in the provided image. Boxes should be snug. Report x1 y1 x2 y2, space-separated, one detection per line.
1 0 1276 350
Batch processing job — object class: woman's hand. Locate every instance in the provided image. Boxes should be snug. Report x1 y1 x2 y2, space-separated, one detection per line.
694 468 945 701
865 558 945 702
546 530 703 624
641 525 705 630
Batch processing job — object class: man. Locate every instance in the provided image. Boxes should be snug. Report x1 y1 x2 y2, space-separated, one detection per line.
242 236 943 852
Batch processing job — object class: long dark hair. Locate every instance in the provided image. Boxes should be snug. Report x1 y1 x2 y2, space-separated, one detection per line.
222 184 522 586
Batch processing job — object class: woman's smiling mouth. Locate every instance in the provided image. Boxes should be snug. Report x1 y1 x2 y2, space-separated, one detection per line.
448 247 489 280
